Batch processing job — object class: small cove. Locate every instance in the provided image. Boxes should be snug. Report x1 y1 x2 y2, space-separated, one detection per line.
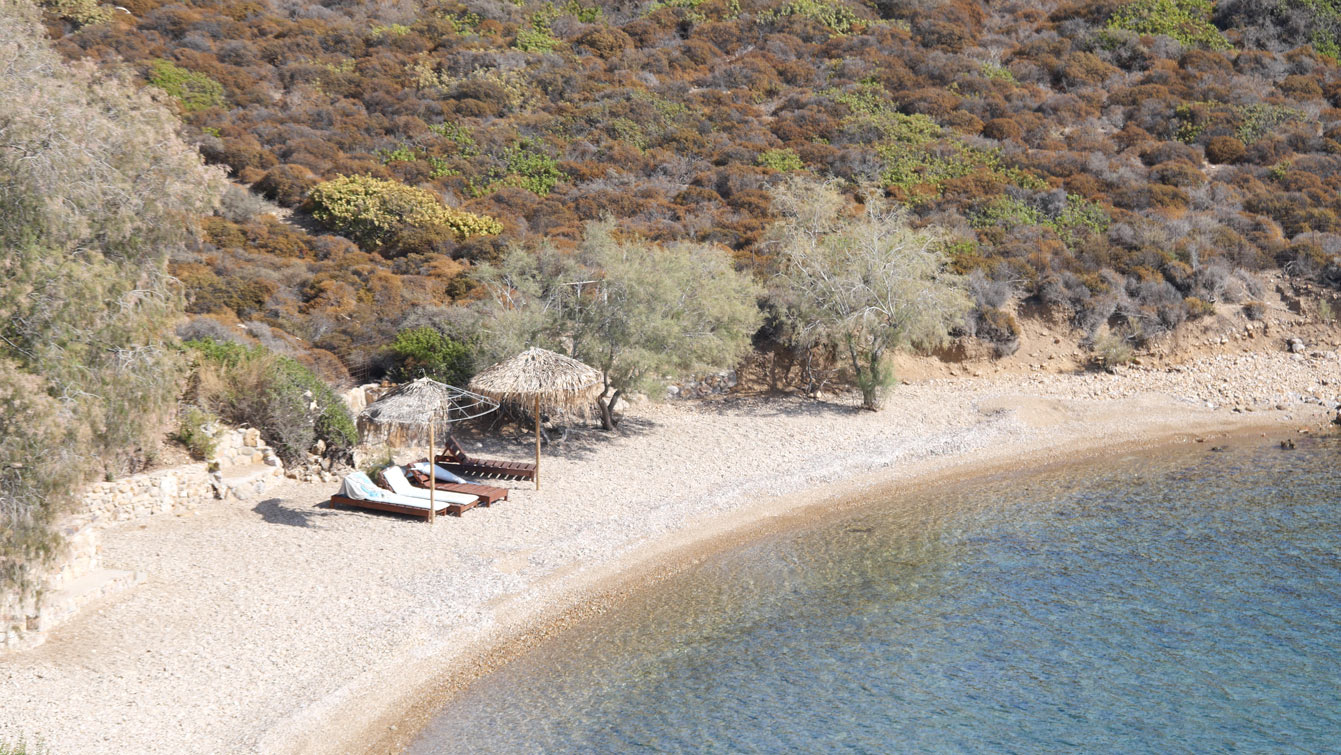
408 436 1341 753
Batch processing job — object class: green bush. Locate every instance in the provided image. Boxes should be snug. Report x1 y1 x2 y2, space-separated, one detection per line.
502 138 567 196
1106 0 1230 50
758 148 804 172
172 406 219 460
305 175 502 251
186 339 357 464
515 8 560 53
1092 331 1135 371
761 0 862 34
390 327 473 385
147 59 225 112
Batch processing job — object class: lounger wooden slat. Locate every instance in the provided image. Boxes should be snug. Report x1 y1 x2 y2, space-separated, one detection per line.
407 468 509 505
329 494 475 519
435 436 536 482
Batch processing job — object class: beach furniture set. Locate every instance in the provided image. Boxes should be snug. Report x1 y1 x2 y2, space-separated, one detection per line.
328 438 536 520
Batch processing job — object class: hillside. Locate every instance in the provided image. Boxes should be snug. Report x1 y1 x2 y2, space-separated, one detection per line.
33 0 1341 380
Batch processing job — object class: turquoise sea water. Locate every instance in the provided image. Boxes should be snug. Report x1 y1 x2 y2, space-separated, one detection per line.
408 437 1341 754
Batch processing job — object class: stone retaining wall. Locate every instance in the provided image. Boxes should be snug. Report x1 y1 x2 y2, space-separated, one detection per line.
77 425 283 523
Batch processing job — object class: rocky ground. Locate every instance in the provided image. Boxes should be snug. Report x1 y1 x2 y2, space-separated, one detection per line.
0 331 1336 754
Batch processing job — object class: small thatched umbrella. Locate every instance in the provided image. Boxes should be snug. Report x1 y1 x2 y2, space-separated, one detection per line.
469 347 602 490
359 378 497 523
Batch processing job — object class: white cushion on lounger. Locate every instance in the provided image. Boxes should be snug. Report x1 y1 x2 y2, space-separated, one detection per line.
383 466 477 506
409 461 468 484
337 471 432 509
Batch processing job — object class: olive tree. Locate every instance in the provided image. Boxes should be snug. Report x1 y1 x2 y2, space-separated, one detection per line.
769 179 969 410
1 1 223 596
474 222 762 429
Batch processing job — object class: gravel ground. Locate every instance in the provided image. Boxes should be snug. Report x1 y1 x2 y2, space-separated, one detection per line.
1 348 1336 754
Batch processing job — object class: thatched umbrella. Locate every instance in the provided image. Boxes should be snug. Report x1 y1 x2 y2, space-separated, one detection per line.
469 347 602 490
359 377 497 523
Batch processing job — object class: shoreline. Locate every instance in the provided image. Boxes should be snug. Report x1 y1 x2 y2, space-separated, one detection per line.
1 354 1335 754
313 408 1320 755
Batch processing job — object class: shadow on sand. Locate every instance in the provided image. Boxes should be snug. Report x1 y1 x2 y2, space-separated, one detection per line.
253 498 341 528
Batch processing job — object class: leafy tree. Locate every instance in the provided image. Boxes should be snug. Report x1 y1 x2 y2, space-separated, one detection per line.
0 0 223 596
474 223 762 429
769 179 969 411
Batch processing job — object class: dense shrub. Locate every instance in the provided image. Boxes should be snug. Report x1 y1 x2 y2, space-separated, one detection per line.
306 175 502 252
1107 0 1230 50
186 339 356 464
147 59 225 112
389 327 473 386
1205 135 1246 164
758 148 805 172
255 164 319 206
172 407 219 461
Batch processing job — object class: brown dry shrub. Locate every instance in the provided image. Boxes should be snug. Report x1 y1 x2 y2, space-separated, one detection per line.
1149 184 1189 212
1205 135 1246 165
983 117 1023 141
1151 160 1205 187
575 27 631 59
245 217 314 258
255 163 318 206
1280 74 1323 99
898 87 961 118
681 38 720 66
943 110 982 134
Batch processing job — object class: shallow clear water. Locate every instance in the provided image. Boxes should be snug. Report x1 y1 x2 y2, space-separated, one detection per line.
409 438 1341 754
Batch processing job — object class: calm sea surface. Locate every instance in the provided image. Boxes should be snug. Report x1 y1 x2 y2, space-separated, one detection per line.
408 437 1341 754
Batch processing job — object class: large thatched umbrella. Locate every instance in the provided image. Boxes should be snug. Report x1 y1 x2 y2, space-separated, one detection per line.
359 377 497 523
469 347 602 490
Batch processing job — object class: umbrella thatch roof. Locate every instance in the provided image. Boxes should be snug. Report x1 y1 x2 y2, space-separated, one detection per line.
359 377 498 427
469 347 603 417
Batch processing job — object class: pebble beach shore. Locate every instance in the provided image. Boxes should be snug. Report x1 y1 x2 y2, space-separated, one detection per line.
1 348 1336 754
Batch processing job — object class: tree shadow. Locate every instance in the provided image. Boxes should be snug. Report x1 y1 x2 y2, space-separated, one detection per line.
252 498 339 528
443 413 660 463
688 392 867 419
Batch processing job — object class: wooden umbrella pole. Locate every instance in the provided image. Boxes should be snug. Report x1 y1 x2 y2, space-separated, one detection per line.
534 395 541 491
428 418 435 524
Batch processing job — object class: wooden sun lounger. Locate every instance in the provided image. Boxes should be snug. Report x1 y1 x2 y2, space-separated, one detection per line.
407 466 509 505
373 471 480 516
329 493 473 519
434 435 536 482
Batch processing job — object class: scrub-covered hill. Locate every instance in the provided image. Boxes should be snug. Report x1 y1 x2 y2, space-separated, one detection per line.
36 0 1341 376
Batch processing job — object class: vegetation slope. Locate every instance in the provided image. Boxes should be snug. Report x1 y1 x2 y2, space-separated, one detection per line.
33 0 1341 379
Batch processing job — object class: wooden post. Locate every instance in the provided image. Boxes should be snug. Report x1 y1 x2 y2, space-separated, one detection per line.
428 418 435 524
534 395 541 491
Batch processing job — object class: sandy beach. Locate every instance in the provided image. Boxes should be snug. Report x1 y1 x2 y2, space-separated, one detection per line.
1 348 1336 754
